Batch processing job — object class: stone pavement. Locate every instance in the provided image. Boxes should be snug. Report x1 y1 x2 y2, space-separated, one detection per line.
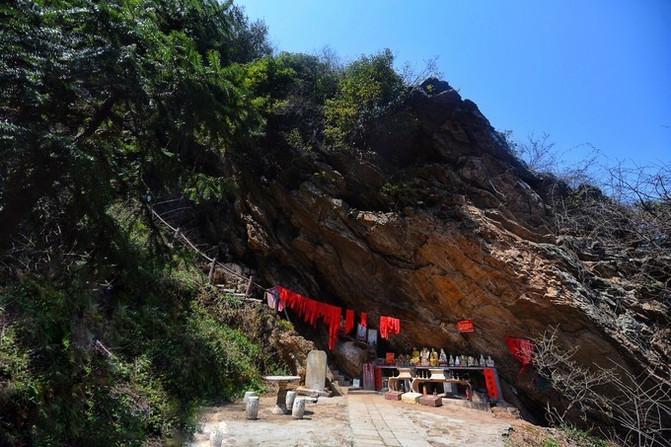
191 393 513 446
348 394 431 447
348 394 512 447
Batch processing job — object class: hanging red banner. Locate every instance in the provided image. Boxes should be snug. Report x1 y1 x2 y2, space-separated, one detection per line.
483 368 500 399
457 320 474 332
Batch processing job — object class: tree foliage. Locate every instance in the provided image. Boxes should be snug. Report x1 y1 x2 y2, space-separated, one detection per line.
0 0 273 444
0 0 265 257
324 49 405 149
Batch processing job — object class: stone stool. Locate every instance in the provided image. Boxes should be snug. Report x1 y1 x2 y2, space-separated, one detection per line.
243 391 257 411
285 390 297 413
292 398 305 419
246 396 260 420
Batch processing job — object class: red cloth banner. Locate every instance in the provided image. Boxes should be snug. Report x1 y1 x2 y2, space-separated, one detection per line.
345 309 355 334
276 286 342 350
457 320 474 333
505 336 535 375
360 312 367 328
379 316 401 339
483 368 500 399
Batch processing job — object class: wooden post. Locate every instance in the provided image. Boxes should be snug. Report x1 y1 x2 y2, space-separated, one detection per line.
245 275 254 296
208 257 217 284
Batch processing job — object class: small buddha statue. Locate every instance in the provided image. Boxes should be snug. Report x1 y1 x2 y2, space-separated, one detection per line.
420 347 430 366
454 355 460 367
486 355 495 367
439 348 448 365
410 347 420 365
479 354 486 367
430 349 439 366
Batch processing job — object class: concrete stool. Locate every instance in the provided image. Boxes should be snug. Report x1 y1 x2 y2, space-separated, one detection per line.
210 429 224 447
285 390 297 413
246 396 260 420
292 398 305 419
243 391 257 411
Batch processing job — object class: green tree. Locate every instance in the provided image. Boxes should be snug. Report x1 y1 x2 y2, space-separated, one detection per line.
0 0 272 443
324 49 405 149
0 0 264 256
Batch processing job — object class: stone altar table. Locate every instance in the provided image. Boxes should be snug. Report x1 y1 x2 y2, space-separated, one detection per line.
263 375 301 414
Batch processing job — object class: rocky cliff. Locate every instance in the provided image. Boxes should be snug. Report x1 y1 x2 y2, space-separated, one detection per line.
203 80 668 418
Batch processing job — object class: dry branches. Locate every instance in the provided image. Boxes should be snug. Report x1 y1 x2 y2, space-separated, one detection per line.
533 326 671 447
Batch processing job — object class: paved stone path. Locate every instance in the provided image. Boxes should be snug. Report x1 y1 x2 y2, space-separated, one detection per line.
347 394 431 447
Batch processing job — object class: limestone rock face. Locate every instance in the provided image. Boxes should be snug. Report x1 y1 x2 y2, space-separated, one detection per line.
332 341 369 378
269 330 316 379
217 79 668 409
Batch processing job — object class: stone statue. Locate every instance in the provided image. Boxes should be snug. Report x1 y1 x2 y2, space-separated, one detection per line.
439 348 447 365
449 355 455 367
430 348 439 366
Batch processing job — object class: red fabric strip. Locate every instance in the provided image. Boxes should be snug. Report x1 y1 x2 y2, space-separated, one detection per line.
276 286 342 350
360 312 367 328
345 309 355 334
505 336 535 375
379 316 401 339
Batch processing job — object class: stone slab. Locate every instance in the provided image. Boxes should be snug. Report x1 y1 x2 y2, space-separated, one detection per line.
295 386 330 397
419 395 443 407
401 392 422 404
305 350 327 391
384 391 402 401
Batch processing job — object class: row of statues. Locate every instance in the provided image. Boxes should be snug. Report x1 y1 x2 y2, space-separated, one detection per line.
406 347 495 368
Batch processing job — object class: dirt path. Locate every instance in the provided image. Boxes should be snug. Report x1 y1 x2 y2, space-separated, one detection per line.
190 393 517 446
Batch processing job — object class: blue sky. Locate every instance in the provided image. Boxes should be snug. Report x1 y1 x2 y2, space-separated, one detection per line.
238 0 670 170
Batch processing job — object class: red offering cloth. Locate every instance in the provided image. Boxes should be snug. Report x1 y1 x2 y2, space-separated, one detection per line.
360 312 367 327
379 316 401 339
276 286 342 350
345 309 355 334
505 336 535 375
457 319 474 332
